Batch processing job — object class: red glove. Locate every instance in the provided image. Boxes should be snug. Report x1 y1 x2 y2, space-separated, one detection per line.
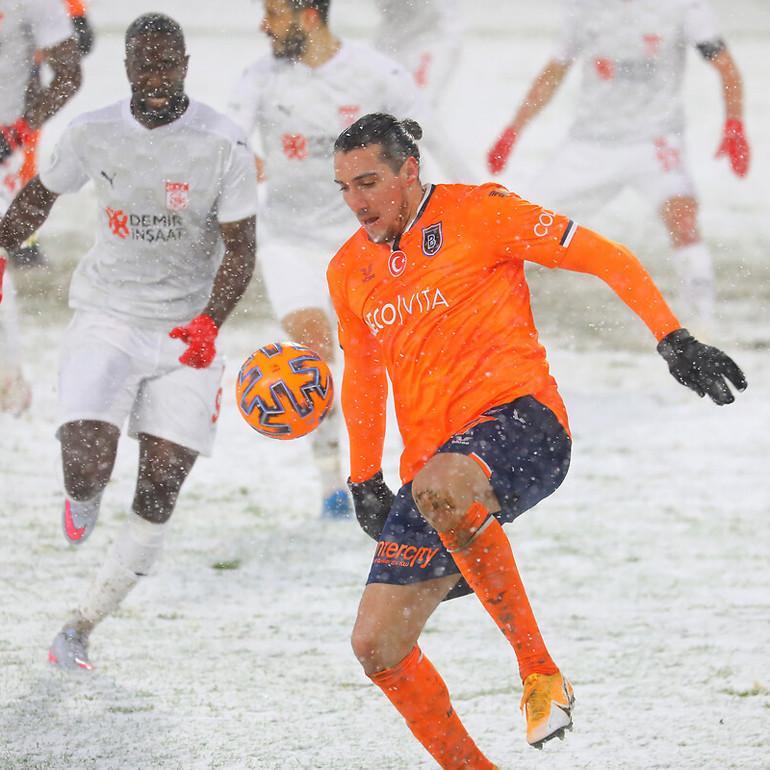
169 314 218 368
0 118 35 162
715 118 750 178
0 250 7 304
487 126 517 174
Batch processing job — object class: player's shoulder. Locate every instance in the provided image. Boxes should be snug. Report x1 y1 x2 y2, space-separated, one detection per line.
340 39 411 79
185 100 248 142
327 228 372 280
234 55 277 85
63 100 127 133
433 182 521 211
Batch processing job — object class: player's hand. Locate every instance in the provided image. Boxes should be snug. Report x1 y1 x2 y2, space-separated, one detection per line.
0 118 34 163
657 328 747 405
348 470 394 541
487 126 517 174
715 118 750 178
169 314 219 368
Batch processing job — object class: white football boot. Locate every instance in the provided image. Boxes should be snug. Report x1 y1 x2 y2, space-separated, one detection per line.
62 494 102 545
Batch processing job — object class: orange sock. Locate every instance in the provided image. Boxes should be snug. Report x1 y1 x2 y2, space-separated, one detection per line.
370 646 495 770
440 503 558 681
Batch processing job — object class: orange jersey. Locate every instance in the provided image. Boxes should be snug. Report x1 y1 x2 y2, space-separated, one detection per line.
328 183 680 484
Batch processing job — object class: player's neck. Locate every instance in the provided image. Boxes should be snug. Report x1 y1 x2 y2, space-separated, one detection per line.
300 29 341 68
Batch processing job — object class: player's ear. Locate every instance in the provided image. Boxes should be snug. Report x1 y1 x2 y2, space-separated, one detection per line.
401 156 420 185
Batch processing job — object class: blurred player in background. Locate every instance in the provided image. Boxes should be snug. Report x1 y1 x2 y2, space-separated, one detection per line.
487 0 749 329
0 13 258 670
372 0 473 181
228 0 425 518
12 0 94 267
330 113 746 766
0 0 82 411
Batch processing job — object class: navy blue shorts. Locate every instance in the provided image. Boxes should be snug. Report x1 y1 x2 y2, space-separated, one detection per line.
366 396 571 600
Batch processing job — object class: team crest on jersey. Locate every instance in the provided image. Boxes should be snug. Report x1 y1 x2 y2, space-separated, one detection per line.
421 222 443 257
165 181 189 211
388 249 407 277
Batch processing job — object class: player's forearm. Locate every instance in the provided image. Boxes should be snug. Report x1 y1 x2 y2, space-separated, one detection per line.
558 226 681 341
712 50 744 122
204 217 256 327
24 39 82 130
342 354 388 483
509 60 569 134
0 178 58 251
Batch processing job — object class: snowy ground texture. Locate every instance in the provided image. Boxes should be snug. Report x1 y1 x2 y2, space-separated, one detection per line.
2 1 770 769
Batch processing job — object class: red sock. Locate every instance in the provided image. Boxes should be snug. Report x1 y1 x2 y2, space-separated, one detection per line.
370 646 495 769
440 503 558 681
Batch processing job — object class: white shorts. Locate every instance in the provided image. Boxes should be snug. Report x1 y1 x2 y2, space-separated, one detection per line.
57 312 225 456
527 133 695 219
258 226 344 319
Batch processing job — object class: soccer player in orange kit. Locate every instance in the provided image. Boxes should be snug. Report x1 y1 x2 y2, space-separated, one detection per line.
327 113 746 768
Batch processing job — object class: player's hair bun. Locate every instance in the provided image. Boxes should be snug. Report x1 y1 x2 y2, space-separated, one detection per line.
400 119 423 142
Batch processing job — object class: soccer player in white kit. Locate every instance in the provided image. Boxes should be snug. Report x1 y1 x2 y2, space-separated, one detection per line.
487 0 750 327
228 0 424 518
0 14 258 670
0 0 82 411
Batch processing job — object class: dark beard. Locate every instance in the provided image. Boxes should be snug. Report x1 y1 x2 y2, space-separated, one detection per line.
133 91 189 128
275 24 308 61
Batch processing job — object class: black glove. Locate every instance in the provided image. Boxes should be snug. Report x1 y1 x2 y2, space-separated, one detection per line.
348 470 394 541
657 328 747 405
71 15 95 56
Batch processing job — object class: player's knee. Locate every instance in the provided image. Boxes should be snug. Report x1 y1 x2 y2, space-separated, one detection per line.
351 625 408 676
133 469 183 524
412 453 480 532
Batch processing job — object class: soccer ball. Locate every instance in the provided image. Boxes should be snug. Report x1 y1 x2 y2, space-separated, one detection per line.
235 342 334 439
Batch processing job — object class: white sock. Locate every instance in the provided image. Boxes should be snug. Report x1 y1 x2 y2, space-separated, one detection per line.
674 242 715 324
78 512 168 628
310 407 344 496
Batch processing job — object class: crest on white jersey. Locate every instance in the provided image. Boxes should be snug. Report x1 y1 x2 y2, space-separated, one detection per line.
165 181 189 212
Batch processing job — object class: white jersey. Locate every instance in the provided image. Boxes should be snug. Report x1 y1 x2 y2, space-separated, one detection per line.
228 40 424 242
373 0 461 60
39 99 258 327
0 0 73 123
555 0 722 142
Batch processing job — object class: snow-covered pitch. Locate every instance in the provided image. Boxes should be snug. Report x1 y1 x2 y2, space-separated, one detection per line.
2 2 768 768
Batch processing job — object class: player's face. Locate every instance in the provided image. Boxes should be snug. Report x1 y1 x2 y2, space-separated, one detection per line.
334 146 419 244
261 0 308 60
125 33 189 126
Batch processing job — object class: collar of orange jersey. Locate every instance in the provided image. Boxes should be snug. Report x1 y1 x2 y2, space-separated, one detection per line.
392 183 434 251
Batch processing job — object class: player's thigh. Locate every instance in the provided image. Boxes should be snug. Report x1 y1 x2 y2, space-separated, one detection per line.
259 233 339 319
525 139 625 218
130 357 225 457
436 396 572 523
633 134 696 214
57 311 146 434
352 575 461 673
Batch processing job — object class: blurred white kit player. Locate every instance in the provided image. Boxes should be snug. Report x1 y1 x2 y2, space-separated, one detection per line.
488 0 750 326
0 13 258 670
373 0 461 107
228 0 425 517
0 0 80 412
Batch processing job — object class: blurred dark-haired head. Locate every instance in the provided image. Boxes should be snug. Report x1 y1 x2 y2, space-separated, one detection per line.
125 14 189 127
261 0 331 61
